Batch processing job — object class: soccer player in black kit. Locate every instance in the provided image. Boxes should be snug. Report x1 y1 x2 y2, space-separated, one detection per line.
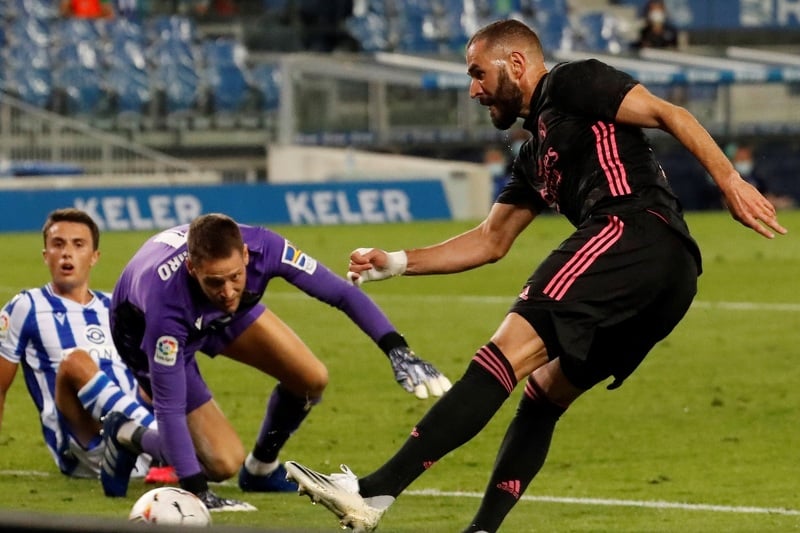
285 19 787 533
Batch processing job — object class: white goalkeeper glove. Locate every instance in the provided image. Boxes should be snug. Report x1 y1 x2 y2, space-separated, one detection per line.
387 346 452 399
347 248 407 286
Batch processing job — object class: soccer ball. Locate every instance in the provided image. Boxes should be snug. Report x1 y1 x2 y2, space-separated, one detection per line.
129 487 212 527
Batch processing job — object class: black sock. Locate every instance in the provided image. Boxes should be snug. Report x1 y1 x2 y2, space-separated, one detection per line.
252 383 313 464
359 343 517 498
463 377 567 533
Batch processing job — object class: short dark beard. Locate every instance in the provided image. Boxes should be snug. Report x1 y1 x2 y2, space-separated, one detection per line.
490 68 524 130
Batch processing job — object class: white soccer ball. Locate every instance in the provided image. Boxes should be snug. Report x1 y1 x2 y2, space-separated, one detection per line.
129 487 212 527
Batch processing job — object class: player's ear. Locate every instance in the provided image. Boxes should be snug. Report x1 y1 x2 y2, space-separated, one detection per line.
186 257 197 278
90 249 100 267
242 244 249 265
509 50 525 79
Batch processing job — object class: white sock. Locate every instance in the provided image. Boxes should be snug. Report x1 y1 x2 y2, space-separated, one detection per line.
244 453 279 475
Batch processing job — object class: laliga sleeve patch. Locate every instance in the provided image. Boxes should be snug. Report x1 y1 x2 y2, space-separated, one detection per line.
154 336 179 367
281 240 318 274
0 311 9 340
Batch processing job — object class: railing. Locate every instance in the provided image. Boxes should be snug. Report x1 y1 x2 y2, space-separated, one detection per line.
0 92 220 182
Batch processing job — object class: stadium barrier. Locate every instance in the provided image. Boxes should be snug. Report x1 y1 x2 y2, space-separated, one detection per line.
0 176 455 233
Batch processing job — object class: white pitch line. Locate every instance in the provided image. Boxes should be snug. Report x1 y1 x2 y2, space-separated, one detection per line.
265 292 800 313
1 285 797 312
406 489 800 516
0 470 795 517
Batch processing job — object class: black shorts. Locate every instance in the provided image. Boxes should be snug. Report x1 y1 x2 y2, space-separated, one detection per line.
511 211 699 390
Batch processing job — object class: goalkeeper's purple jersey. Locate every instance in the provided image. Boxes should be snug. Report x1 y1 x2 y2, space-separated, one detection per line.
111 224 396 479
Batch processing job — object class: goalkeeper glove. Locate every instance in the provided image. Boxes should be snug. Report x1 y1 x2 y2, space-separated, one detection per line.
347 248 407 286
387 346 452 399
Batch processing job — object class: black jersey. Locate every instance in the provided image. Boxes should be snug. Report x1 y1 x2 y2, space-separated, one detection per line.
498 59 701 270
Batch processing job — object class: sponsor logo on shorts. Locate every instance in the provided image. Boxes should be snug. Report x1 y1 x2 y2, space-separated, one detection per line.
281 240 318 274
154 336 179 366
0 311 9 340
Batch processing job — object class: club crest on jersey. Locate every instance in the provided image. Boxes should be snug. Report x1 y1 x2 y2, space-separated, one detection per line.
154 336 179 366
84 325 106 344
281 240 317 274
0 311 9 340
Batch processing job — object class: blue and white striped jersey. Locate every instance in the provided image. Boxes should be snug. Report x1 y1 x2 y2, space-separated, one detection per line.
0 284 140 473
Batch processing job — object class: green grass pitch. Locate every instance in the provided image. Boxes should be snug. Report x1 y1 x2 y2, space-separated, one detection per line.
0 210 798 532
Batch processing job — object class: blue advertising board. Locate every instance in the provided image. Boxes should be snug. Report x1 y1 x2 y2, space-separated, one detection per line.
0 180 451 233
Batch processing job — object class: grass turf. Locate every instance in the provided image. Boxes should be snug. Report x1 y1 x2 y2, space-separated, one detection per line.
0 210 798 532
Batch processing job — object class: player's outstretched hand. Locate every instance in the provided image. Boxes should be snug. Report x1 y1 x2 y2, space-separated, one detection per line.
347 248 407 286
722 179 788 239
387 346 452 399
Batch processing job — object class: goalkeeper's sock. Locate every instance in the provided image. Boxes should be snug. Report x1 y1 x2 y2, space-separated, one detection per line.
250 383 316 464
78 371 156 429
358 343 516 499
463 377 567 533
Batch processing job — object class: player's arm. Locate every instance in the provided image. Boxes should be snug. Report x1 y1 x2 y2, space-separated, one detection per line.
0 357 19 433
276 245 453 399
349 202 536 283
616 84 786 239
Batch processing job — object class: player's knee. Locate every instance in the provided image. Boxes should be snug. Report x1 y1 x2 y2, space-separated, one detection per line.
204 447 246 481
302 363 329 397
57 349 97 383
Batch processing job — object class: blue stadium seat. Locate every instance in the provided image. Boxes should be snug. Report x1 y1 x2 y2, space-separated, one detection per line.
10 0 60 20
202 38 244 67
250 63 281 111
106 64 151 129
146 15 197 44
576 11 627 54
206 63 249 112
54 66 106 116
9 15 51 47
7 66 53 108
345 13 390 52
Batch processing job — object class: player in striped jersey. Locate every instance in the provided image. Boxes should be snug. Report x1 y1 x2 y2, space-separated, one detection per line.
0 208 156 479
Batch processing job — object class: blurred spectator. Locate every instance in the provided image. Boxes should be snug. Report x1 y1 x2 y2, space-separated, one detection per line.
634 0 677 49
728 142 795 210
60 0 115 18
192 0 238 19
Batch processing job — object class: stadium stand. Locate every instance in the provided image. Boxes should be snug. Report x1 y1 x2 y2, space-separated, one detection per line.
0 0 797 196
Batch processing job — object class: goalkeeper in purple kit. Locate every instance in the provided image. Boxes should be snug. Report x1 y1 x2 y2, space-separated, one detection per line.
100 213 451 511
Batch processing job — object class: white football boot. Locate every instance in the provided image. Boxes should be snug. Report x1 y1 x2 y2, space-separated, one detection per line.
285 461 390 532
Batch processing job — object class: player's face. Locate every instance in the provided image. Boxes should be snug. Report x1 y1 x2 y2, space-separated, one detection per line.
188 246 249 313
467 40 524 130
42 221 99 299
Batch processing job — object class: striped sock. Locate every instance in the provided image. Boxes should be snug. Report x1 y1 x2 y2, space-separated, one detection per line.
359 342 517 498
77 371 156 429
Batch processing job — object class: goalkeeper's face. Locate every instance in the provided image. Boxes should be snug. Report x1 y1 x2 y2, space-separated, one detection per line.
42 221 99 298
187 245 250 314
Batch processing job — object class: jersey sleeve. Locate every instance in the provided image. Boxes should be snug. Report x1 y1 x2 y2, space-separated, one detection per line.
0 293 32 364
141 303 203 479
548 59 639 120
496 140 549 212
264 231 396 344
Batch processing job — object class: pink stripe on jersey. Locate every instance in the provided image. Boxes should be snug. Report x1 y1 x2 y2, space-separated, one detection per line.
543 216 624 301
592 122 631 196
473 345 515 394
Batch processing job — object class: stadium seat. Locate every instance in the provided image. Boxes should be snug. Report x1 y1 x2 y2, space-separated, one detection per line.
576 11 627 54
250 63 281 111
7 66 53 108
105 63 151 129
345 13 390 52
204 63 256 128
53 65 107 117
